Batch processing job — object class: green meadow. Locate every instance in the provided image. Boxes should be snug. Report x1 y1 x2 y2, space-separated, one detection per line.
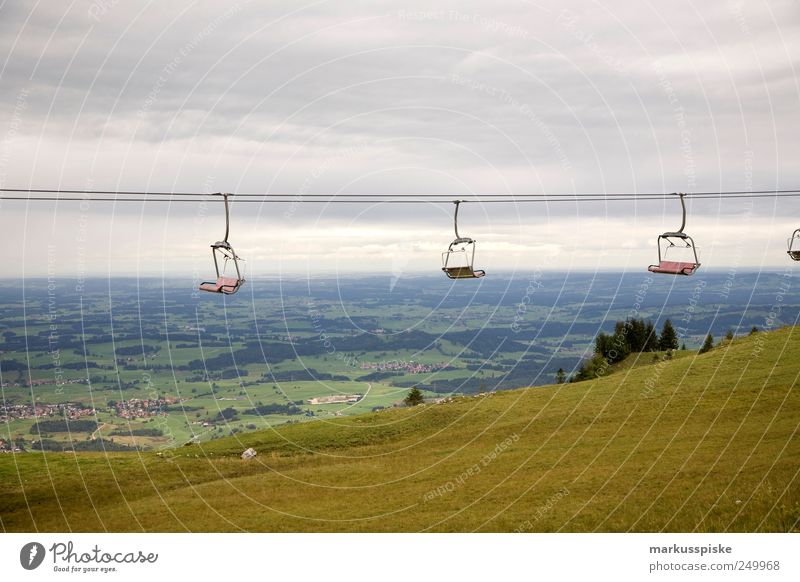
2 326 797 532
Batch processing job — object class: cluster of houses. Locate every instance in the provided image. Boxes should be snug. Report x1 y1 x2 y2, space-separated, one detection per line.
113 397 178 419
182 325 206 332
0 439 23 453
307 394 362 405
0 402 95 422
359 360 448 374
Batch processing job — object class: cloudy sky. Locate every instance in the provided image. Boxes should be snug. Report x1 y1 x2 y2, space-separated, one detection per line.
0 0 798 277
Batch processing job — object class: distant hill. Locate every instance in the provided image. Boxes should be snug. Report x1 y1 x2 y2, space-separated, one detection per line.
1 326 798 532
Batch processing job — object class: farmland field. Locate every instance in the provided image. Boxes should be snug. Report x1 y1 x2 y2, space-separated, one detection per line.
0 272 797 451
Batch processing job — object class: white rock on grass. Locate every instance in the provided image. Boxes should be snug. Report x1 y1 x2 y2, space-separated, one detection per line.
241 447 257 460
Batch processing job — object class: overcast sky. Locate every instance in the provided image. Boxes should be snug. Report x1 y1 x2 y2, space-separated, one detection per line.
1 0 798 277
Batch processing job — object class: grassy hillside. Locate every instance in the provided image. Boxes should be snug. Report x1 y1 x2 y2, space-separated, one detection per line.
1 327 799 532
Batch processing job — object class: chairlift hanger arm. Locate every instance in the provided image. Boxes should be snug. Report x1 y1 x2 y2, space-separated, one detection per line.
453 200 462 239
212 192 231 244
676 192 686 234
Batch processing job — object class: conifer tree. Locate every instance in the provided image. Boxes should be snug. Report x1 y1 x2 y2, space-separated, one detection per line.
659 319 679 351
699 333 714 354
404 386 424 406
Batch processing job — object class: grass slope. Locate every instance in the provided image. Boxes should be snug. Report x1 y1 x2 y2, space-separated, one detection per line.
1 327 799 532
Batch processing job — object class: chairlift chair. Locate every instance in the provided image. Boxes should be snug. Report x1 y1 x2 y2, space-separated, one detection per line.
788 228 800 261
199 193 245 294
442 200 485 279
648 193 701 276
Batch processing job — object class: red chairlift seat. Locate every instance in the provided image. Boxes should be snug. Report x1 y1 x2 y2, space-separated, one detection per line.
199 275 243 294
648 260 699 276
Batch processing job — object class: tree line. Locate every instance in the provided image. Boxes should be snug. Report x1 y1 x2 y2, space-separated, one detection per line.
569 318 681 382
595 318 679 364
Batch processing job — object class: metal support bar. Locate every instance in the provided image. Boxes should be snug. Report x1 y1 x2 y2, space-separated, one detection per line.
213 192 232 243
676 192 686 234
453 200 462 240
212 247 221 278
223 193 230 243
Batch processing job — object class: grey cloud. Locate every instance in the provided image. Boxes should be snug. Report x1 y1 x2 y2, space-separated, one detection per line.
0 0 797 272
